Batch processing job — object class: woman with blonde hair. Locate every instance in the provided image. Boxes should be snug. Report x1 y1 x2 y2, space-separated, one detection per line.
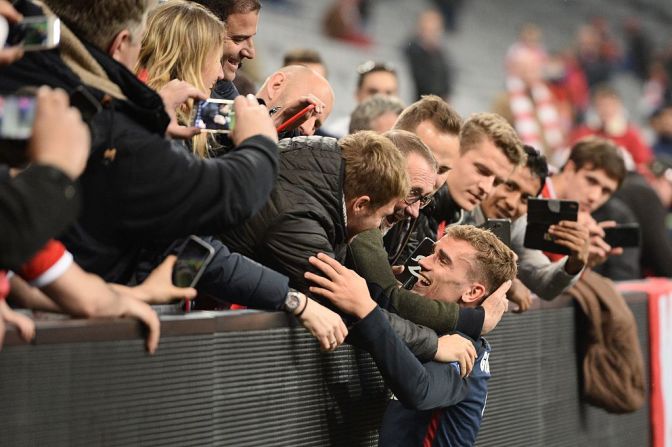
137 0 226 158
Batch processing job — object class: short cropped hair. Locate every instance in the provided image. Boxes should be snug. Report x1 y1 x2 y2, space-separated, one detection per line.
283 48 324 67
383 129 437 172
43 0 150 50
565 136 626 187
191 0 261 21
460 112 526 166
523 145 549 195
356 60 397 89
349 94 405 134
444 225 517 296
340 131 409 209
394 95 462 136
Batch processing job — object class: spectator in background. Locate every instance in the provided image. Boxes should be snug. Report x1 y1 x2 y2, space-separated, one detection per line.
651 103 672 158
137 0 226 158
640 59 671 119
623 17 653 83
282 48 328 79
571 85 653 166
322 60 398 138
404 9 454 101
348 94 404 134
492 45 565 159
505 23 547 69
322 0 371 47
575 24 614 88
193 0 261 99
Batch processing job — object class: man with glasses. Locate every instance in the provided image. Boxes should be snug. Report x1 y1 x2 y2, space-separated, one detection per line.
348 108 525 340
323 60 399 138
347 129 512 345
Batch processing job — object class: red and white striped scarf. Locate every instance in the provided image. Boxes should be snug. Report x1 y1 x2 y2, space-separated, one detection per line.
507 76 564 156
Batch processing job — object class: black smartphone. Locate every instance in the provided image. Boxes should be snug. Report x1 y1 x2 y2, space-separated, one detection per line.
396 237 436 290
172 236 216 288
191 98 235 133
524 198 579 255
604 223 640 248
479 218 511 247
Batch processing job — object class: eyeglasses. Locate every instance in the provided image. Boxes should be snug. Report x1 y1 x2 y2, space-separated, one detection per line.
404 191 434 209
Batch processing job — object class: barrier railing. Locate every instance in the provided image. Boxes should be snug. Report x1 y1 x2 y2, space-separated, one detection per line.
0 291 651 446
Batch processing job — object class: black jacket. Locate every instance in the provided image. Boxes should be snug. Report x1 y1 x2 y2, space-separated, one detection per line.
220 136 441 360
219 135 347 292
0 5 279 282
612 172 672 277
0 165 79 269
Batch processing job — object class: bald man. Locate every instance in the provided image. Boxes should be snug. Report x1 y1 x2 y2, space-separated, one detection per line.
256 65 335 136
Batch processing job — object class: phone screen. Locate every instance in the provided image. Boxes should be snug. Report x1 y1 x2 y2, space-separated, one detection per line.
172 237 215 288
0 96 36 140
8 16 60 51
192 99 235 133
603 224 640 248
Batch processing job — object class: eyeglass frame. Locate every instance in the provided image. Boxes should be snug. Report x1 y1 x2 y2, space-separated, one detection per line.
403 190 434 209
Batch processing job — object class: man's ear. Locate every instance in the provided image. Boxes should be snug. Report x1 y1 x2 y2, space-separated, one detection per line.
108 29 133 64
265 72 287 102
461 283 487 304
562 159 576 174
350 195 372 214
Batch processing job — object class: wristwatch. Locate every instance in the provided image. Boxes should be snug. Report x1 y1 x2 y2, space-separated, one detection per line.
284 289 303 314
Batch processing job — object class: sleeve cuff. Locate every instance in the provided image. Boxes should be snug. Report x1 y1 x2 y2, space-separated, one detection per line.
454 307 485 340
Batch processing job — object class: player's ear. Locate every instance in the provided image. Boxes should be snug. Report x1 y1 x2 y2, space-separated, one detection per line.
461 283 486 304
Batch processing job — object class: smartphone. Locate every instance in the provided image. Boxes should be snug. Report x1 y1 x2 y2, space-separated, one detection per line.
6 16 60 51
0 95 37 140
524 198 579 255
191 98 235 133
479 218 511 247
396 237 436 290
276 103 316 133
604 223 640 248
172 236 216 288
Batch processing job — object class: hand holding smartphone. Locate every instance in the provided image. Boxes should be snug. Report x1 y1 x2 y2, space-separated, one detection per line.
524 198 579 254
172 236 215 311
4 15 60 51
191 98 235 133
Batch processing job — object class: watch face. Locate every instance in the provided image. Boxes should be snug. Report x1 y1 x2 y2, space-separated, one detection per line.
285 292 301 312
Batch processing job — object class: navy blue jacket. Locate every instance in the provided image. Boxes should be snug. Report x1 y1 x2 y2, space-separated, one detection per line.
133 236 290 311
349 306 490 447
